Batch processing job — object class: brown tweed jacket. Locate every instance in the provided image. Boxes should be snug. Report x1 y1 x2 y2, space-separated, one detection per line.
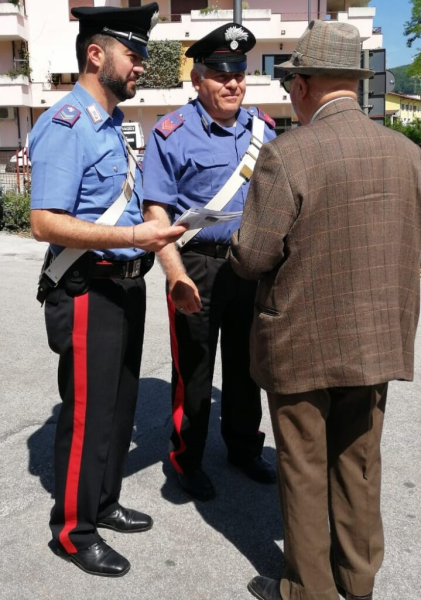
231 99 421 395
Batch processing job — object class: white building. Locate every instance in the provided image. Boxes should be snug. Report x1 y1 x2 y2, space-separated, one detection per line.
0 0 382 154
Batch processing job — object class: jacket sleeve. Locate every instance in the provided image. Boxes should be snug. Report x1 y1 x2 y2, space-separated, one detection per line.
230 140 298 280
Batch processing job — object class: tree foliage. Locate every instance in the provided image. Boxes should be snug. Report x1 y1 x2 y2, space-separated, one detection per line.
405 0 421 47
390 64 421 94
0 190 31 231
405 0 421 76
386 117 421 146
137 40 185 89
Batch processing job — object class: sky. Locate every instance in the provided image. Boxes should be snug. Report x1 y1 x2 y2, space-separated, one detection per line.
373 0 413 68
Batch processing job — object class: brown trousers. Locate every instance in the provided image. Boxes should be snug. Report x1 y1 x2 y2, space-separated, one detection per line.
267 384 388 600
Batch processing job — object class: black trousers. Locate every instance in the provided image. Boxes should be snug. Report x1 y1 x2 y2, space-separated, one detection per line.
167 251 264 474
45 276 146 552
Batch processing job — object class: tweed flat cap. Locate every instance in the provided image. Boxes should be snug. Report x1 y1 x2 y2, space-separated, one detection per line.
277 20 374 79
71 2 159 59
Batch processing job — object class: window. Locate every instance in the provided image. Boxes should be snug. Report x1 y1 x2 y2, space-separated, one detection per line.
69 1 94 21
262 54 290 79
274 118 292 136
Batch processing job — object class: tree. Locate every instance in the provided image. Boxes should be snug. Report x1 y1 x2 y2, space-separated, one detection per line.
405 0 421 76
386 117 421 146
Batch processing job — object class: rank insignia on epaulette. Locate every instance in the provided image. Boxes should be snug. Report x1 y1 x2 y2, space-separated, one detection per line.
52 105 81 127
87 104 103 124
155 112 184 138
257 108 276 129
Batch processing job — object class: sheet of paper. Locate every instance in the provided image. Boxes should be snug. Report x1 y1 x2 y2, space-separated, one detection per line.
174 207 243 230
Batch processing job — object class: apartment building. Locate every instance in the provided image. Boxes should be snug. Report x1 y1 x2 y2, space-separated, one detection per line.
0 0 382 155
386 92 421 124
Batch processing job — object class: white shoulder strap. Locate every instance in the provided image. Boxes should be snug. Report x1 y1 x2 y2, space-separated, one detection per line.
177 115 265 248
44 138 138 286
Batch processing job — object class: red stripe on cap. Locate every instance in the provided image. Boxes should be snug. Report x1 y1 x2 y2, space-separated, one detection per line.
167 295 187 474
59 294 89 554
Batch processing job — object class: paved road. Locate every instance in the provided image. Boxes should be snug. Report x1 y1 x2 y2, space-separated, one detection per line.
0 231 419 600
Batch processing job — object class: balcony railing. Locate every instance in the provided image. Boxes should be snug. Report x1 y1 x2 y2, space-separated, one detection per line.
155 11 362 23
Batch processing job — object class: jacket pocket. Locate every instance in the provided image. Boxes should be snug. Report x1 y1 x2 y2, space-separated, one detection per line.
94 156 128 205
255 302 280 317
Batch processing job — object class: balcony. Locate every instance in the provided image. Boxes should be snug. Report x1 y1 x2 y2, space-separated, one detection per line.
151 6 376 43
327 0 371 10
114 77 290 112
0 73 30 105
0 1 28 40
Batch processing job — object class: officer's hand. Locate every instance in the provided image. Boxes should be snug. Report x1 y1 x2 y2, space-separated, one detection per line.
169 274 202 314
134 221 188 252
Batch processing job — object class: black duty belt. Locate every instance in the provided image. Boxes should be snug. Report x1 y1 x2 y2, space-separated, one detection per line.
180 243 230 260
92 253 154 279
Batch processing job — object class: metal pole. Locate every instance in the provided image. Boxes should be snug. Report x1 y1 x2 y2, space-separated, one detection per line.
308 0 311 23
363 49 370 116
234 0 242 24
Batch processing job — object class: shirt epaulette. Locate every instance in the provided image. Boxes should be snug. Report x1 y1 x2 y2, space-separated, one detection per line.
52 105 81 128
155 111 184 139
257 108 276 129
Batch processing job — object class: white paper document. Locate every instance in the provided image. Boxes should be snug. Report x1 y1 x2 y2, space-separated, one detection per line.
174 207 243 230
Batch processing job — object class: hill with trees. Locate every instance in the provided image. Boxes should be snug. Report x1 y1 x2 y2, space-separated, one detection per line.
390 64 421 95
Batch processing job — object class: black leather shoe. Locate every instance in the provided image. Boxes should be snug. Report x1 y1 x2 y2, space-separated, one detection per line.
97 505 153 533
346 593 373 600
229 456 277 484
56 540 130 577
248 576 282 600
177 469 216 501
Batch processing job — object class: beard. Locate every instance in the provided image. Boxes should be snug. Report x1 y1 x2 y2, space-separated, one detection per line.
99 54 137 102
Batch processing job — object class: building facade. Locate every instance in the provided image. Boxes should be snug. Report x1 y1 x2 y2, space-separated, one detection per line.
386 92 421 124
0 0 382 156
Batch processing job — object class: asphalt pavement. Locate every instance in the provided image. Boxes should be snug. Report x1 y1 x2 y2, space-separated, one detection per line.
0 231 419 600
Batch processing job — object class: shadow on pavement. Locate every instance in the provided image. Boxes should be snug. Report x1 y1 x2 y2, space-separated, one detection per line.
27 376 284 578
130 377 285 578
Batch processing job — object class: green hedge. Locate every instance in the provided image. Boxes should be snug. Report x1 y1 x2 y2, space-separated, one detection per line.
0 190 31 232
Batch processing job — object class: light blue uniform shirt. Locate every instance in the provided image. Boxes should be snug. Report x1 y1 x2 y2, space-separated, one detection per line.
143 99 276 245
30 82 144 261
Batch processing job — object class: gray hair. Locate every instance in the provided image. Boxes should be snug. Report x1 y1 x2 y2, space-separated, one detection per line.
191 62 208 80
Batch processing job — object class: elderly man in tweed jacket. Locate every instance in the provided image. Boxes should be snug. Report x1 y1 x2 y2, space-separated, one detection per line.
231 20 421 600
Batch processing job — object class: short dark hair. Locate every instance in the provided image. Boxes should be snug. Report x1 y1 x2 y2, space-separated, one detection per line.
75 32 115 73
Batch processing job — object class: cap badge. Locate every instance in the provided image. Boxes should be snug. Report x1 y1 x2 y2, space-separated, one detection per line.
225 26 248 51
149 10 160 36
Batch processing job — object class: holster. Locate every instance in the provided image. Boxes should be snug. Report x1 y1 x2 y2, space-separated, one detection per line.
140 251 155 277
37 251 95 306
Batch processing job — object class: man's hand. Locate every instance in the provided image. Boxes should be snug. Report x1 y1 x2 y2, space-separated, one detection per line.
169 273 202 314
134 220 188 252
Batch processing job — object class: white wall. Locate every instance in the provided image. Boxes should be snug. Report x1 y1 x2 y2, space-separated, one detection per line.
26 0 79 82
0 41 13 72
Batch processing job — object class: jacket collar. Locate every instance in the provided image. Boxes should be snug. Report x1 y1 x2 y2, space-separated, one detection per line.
72 82 124 131
311 97 362 123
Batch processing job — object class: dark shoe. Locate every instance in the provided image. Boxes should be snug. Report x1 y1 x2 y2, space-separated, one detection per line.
229 455 277 484
56 540 130 577
97 504 153 533
346 594 373 600
248 576 282 600
177 469 216 501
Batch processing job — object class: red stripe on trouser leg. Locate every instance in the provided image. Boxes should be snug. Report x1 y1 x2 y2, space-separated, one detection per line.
167 294 187 474
59 293 89 554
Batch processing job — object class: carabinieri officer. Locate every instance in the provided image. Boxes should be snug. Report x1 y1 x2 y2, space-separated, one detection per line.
30 3 187 577
142 24 277 501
